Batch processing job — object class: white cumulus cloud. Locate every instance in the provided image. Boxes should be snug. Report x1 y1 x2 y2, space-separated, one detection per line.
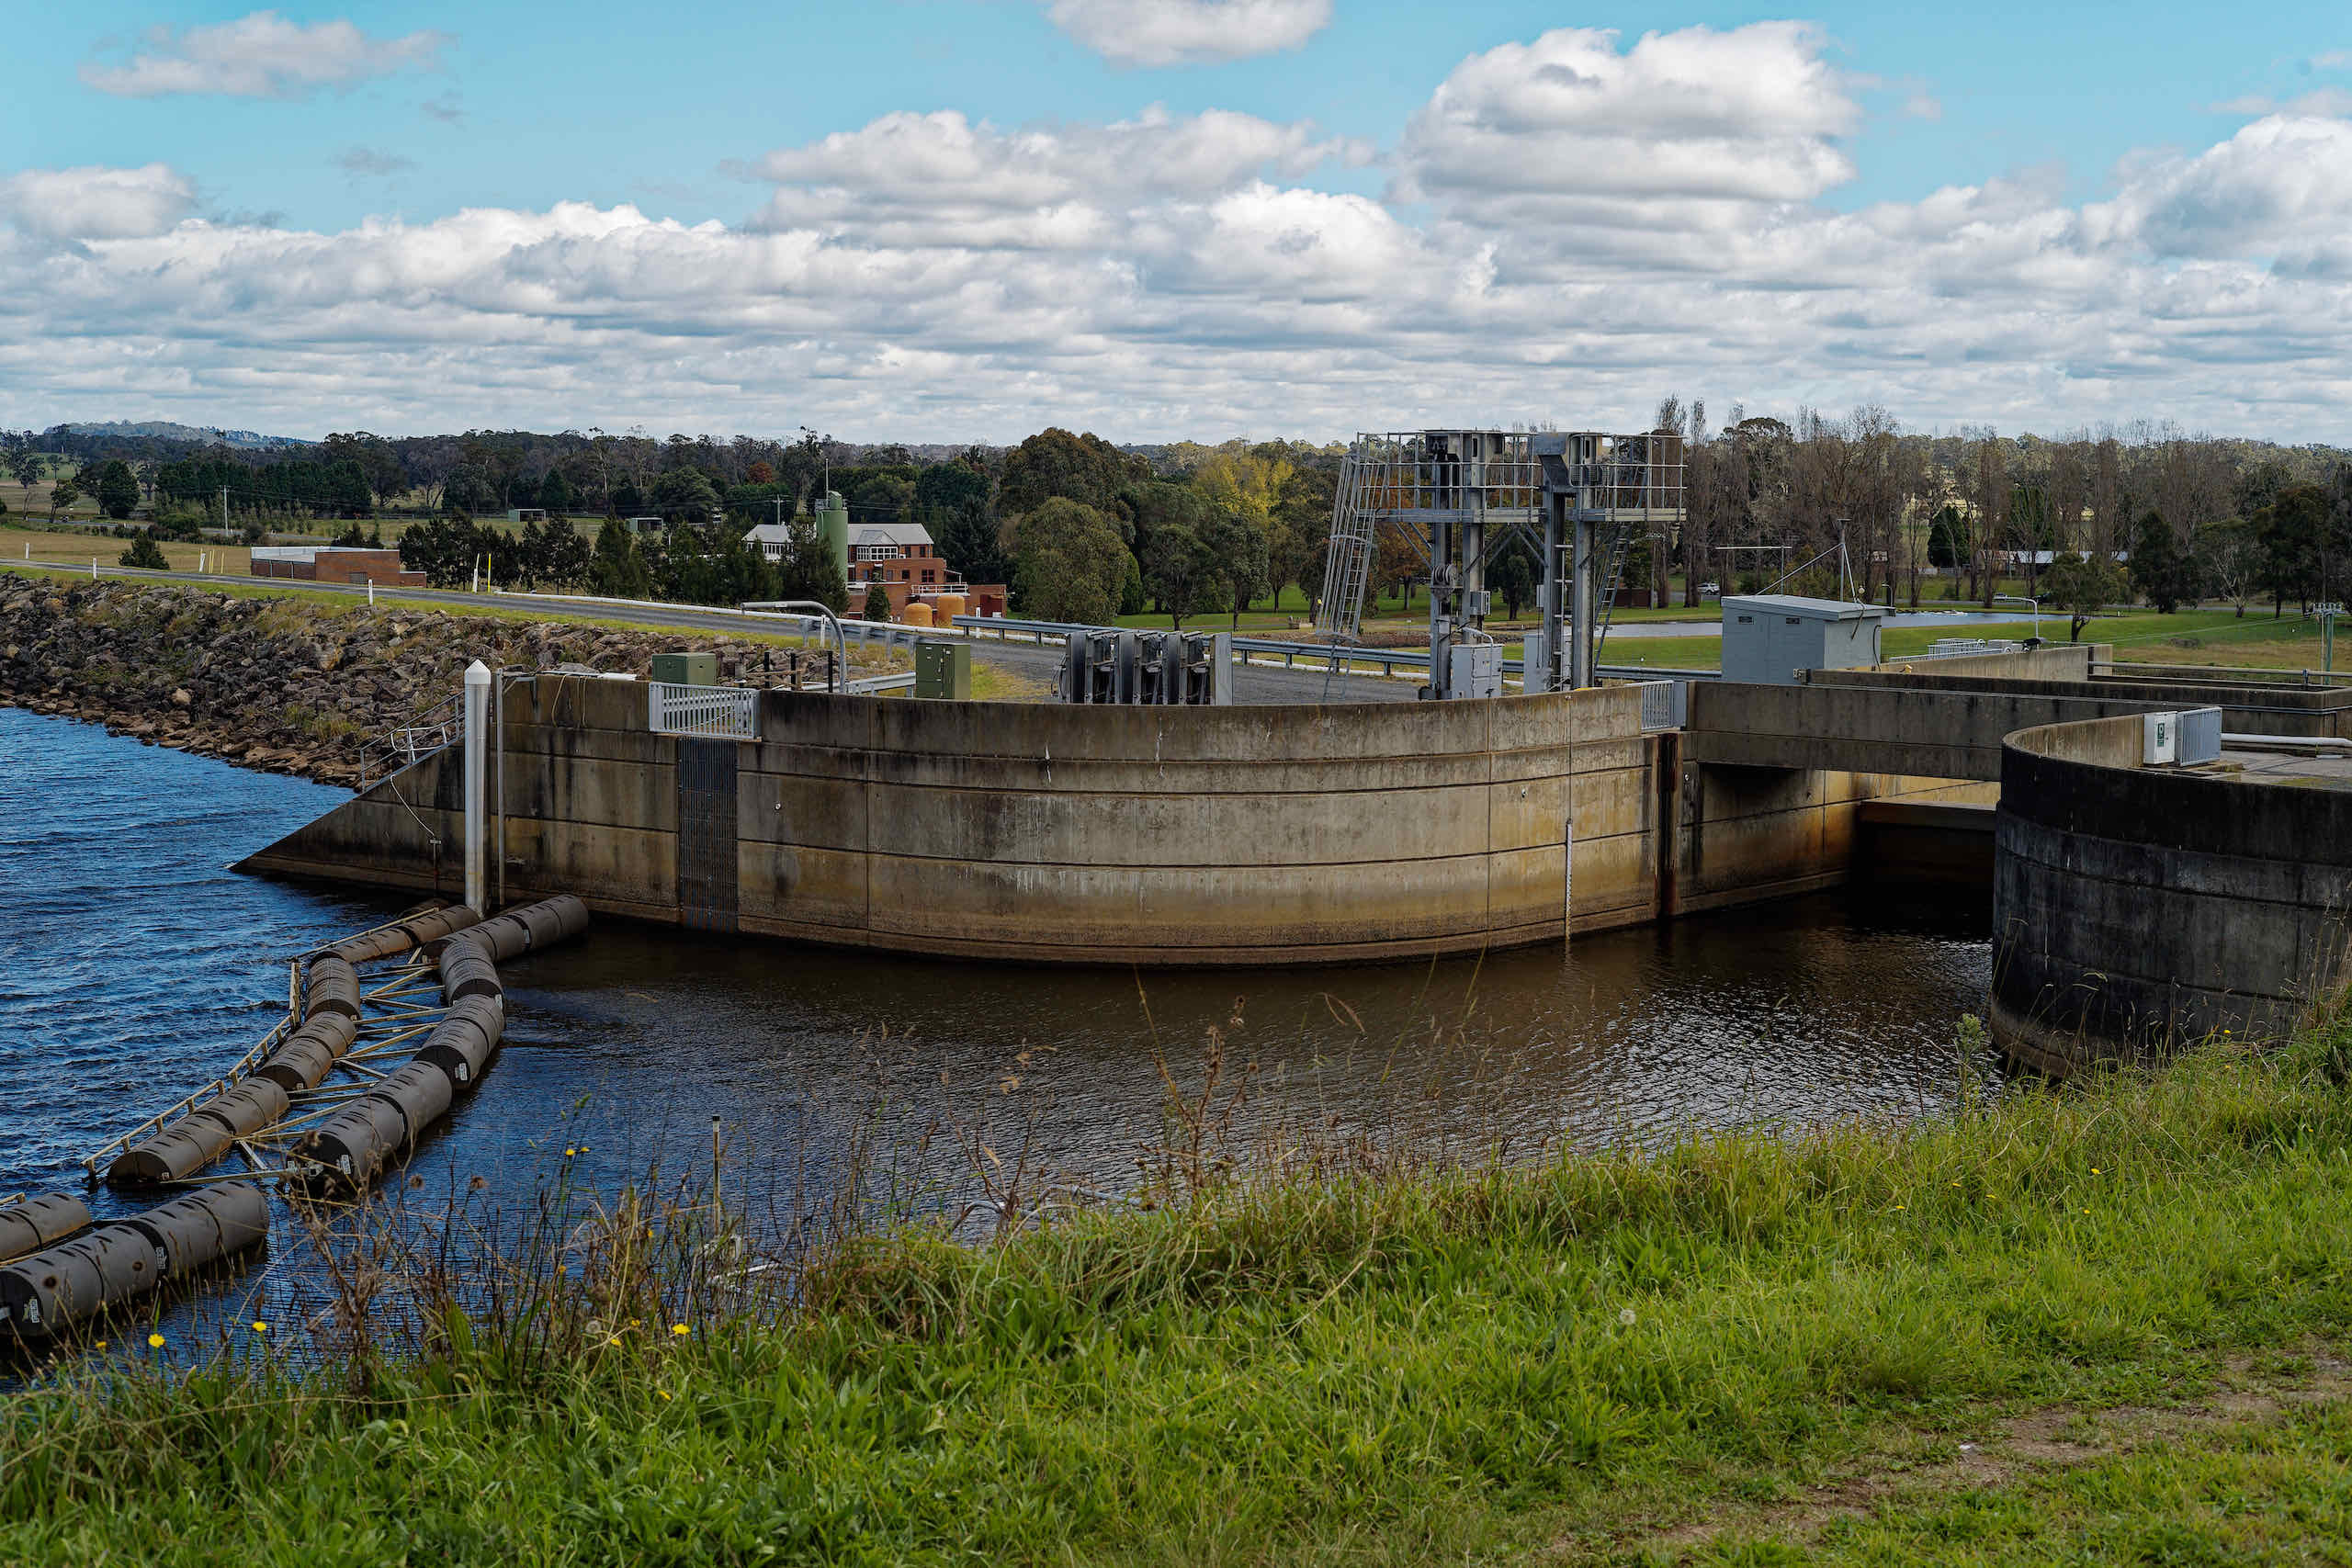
0 164 197 242
1395 22 1860 226
81 11 448 100
745 106 1366 248
1042 0 1331 68
8 23 2352 441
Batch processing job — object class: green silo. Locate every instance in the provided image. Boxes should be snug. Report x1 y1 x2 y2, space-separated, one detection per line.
815 491 850 580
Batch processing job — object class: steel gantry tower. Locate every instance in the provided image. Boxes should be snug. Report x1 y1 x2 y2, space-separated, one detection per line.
1315 428 1685 698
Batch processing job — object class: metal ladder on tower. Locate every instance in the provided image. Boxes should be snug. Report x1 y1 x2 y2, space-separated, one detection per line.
1317 452 1378 636
1590 525 1641 670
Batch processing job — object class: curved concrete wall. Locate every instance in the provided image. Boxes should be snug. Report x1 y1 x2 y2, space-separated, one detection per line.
242 674 1986 966
246 678 1657 964
1993 715 2352 1073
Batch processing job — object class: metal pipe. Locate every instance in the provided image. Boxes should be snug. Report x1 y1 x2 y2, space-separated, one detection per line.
1571 511 1597 690
463 660 491 914
494 669 506 910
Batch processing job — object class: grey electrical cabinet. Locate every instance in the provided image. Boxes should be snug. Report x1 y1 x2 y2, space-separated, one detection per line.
1720 596 1884 685
1448 642 1503 699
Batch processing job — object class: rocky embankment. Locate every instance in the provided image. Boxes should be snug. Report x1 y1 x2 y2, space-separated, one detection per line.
0 577 868 785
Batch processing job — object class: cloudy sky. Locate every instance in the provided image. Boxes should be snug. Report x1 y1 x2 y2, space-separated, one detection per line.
5 2 2350 443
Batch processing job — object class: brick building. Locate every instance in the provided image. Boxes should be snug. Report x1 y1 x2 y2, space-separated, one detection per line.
250 546 425 587
746 519 1006 619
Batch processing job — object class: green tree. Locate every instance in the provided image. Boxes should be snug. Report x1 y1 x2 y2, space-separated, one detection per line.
1926 505 1968 570
47 474 79 520
1269 465 1336 607
1143 517 1221 628
863 581 893 621
7 448 41 503
537 467 576 514
1489 536 1537 621
401 514 479 588
1119 552 1147 616
998 429 1148 521
848 475 913 525
764 517 849 612
587 518 652 599
657 521 775 607
93 459 140 521
918 459 1001 585
2129 510 2199 614
1117 480 1215 606
1204 505 1269 629
443 464 495 515
119 533 168 570
2196 516 2262 616
651 467 721 525
538 522 593 590
1012 498 1128 624
2039 552 2127 641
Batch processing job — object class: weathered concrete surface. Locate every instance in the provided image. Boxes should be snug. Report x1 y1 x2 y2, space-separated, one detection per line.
1812 660 2352 739
1992 715 2352 1074
1683 679 2188 781
243 677 1645 963
236 673 1984 965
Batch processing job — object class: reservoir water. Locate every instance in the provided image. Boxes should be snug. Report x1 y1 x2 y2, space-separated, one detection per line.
1 705 1996 1337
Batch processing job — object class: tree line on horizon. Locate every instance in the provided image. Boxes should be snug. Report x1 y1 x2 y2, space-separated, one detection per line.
1653 400 2352 622
7 418 2350 626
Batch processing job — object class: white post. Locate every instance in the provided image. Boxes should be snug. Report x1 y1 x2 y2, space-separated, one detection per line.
368 580 375 607
463 660 491 914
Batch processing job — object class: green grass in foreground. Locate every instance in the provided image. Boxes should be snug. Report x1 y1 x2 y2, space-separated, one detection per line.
7 1021 2352 1564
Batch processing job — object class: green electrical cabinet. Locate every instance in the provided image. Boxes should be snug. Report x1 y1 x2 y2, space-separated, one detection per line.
650 650 718 686
914 640 971 700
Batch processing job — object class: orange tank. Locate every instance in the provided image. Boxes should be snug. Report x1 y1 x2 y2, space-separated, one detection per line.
930 592 966 626
899 601 934 627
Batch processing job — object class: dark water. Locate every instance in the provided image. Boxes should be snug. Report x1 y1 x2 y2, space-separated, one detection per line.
0 705 1995 1345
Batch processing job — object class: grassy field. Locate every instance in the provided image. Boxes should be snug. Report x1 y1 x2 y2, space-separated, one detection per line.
6 1017 2352 1563
0 522 255 574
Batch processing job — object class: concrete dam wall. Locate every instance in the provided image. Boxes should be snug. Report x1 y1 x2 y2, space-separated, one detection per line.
237 674 1984 965
1993 715 2352 1074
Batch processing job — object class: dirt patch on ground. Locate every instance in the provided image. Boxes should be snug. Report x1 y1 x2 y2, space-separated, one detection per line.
1571 1346 2352 1563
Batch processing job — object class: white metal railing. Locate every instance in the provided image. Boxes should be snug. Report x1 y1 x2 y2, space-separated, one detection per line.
1920 637 2024 660
1634 680 1687 732
648 682 759 739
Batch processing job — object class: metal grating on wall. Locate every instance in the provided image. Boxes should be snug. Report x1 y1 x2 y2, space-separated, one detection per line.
675 738 740 933
650 682 759 739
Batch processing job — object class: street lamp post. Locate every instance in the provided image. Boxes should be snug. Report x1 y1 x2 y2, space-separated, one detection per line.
1996 593 2041 643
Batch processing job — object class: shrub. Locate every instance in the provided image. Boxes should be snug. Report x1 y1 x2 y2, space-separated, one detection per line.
119 534 169 570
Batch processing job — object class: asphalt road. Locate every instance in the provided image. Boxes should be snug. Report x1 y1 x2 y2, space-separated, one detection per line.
7 559 1420 706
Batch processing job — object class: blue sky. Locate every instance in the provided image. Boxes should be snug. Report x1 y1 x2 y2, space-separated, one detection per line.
3 3 2350 441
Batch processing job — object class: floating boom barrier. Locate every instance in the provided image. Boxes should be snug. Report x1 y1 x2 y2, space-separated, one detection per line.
0 1185 267 1340
289 895 587 1193
18 897 592 1339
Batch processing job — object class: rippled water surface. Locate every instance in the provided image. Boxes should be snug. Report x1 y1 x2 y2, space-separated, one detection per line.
1 705 1996 1342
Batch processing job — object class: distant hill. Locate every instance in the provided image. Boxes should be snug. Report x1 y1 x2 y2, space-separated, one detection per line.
49 421 314 450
